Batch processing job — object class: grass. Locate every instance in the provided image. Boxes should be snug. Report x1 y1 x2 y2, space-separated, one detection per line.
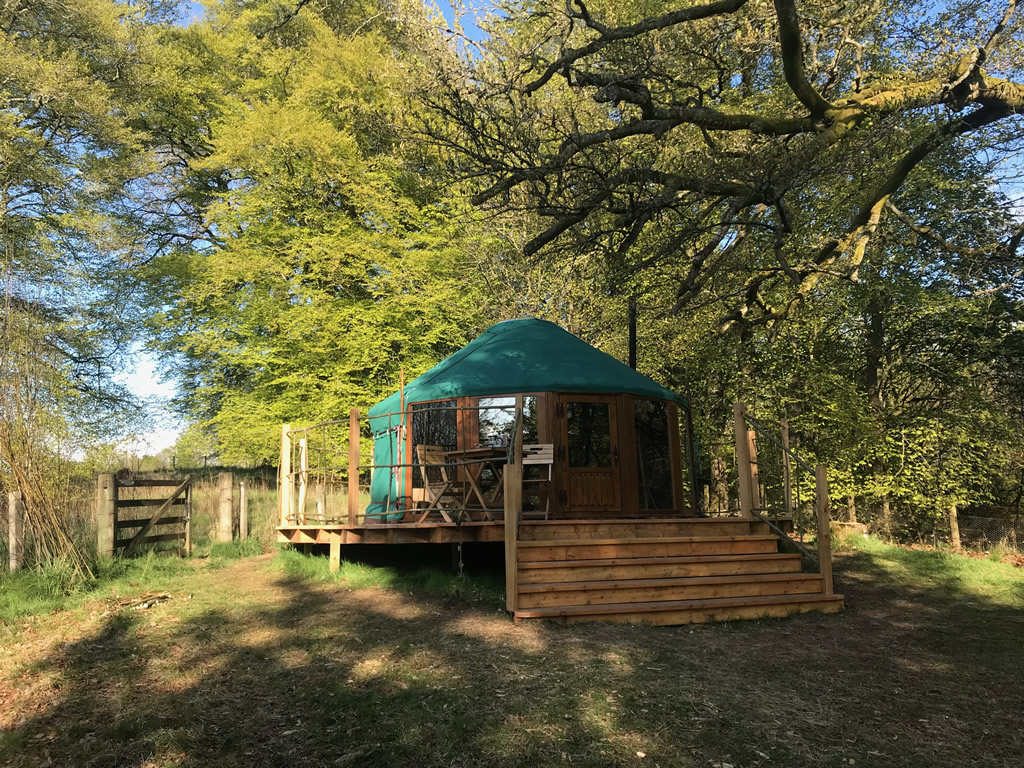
840 535 1024 607
1 539 1022 767
272 548 505 602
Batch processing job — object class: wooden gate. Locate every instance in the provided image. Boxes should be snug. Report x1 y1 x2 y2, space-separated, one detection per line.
97 472 193 557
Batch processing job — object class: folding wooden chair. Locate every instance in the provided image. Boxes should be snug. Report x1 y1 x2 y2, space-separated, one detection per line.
414 445 465 523
521 443 554 520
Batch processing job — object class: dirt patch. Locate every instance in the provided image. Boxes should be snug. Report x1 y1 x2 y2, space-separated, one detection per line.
1 551 1021 767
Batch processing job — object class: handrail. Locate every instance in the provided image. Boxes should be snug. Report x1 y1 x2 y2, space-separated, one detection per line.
751 509 819 564
743 413 815 473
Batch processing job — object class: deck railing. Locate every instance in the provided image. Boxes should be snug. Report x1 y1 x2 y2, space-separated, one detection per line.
733 402 833 595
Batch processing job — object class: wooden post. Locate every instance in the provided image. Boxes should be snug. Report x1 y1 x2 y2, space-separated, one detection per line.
733 402 754 519
348 407 360 525
780 418 793 518
949 503 961 550
8 491 24 572
503 463 523 613
280 424 292 526
296 437 308 524
747 429 761 511
329 530 341 573
96 473 116 558
815 466 834 595
184 484 193 556
239 481 248 541
217 472 233 543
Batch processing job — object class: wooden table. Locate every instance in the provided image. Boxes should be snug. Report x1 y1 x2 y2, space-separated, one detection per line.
443 447 508 520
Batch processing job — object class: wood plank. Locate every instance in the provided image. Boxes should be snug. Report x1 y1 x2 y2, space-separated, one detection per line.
115 498 186 508
514 592 844 621
517 553 802 584
504 463 522 612
518 519 759 540
516 535 780 562
115 532 184 548
119 478 189 487
526 597 845 626
116 516 187 529
516 574 823 609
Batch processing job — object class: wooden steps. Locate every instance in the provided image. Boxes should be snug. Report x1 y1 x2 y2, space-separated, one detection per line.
513 592 845 626
509 518 843 626
516 572 824 608
517 535 780 561
518 552 803 583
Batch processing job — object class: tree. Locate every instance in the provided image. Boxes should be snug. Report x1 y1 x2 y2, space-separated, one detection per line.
144 0 490 463
426 0 1024 333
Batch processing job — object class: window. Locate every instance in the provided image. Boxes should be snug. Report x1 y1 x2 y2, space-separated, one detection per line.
566 401 613 467
411 400 457 488
635 400 674 510
478 396 539 448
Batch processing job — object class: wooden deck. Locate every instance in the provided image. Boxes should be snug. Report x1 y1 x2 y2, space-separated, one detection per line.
277 520 505 546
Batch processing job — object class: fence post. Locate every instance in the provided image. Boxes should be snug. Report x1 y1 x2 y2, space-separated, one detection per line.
279 424 292 526
348 407 360 525
218 472 233 543
96 473 116 558
733 402 754 518
239 481 248 541
8 491 24 572
949 503 961 550
815 466 834 595
504 463 523 612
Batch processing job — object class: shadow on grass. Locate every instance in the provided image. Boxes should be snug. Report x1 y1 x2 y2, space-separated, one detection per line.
3 543 1023 768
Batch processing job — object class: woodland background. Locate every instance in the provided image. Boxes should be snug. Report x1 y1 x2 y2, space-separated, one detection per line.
3 0 1024 567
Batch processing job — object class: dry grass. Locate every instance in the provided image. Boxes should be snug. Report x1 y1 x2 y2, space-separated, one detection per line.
1 545 1022 767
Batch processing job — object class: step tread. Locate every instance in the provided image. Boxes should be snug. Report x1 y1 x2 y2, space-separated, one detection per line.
521 518 750 525
518 572 823 593
517 534 778 547
513 592 844 618
518 552 802 570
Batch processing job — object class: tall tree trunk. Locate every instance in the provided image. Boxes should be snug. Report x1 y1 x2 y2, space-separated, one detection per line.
847 494 857 523
865 291 890 535
627 297 637 370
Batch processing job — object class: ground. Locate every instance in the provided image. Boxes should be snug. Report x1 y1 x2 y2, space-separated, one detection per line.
1 544 1022 768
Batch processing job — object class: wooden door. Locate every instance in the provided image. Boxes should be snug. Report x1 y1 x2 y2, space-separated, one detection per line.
558 395 621 513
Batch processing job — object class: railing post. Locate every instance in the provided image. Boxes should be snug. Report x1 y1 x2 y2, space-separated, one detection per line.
504 463 523 612
815 466 834 595
218 472 234 542
296 437 308 525
96 473 116 559
780 418 793 518
239 481 248 541
747 428 761 511
8 491 24 572
279 424 291 526
348 407 360 525
733 402 754 518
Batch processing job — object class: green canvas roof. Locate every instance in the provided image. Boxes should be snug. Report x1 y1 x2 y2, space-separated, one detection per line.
369 318 686 422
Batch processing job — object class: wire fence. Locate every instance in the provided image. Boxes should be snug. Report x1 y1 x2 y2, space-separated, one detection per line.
959 516 1023 552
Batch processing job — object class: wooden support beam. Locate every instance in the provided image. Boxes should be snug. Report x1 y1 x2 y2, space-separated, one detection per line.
217 472 233 543
8 491 24 572
733 402 754 519
96 474 116 559
279 423 292 526
123 476 192 555
296 438 308 525
239 481 248 541
348 407 360 525
747 429 761 511
504 463 523 612
814 466 834 595
184 484 193 557
329 531 341 573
